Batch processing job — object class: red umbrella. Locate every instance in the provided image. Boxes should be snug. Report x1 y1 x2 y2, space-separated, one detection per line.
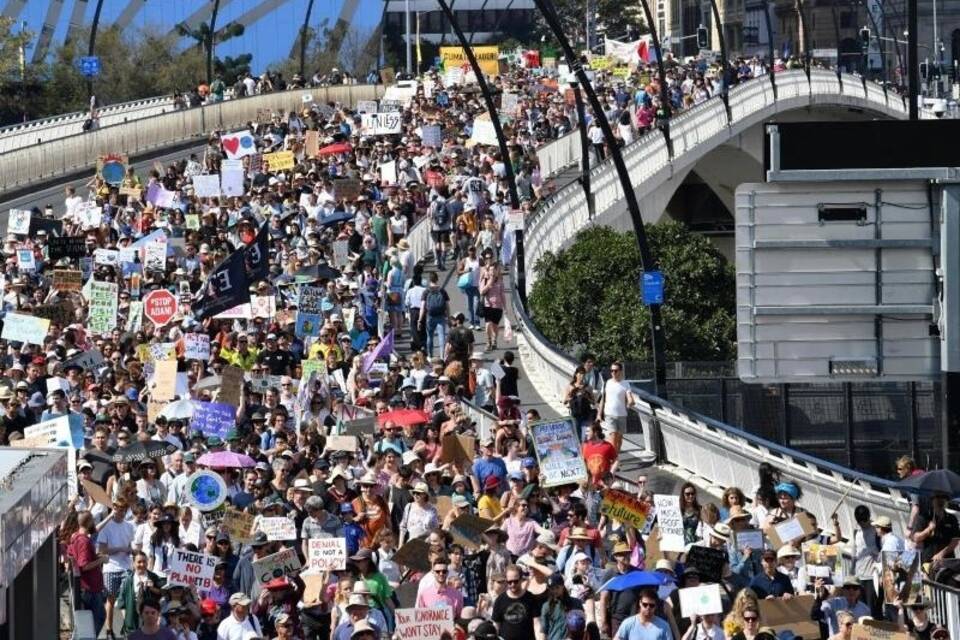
376 408 431 427
318 142 353 156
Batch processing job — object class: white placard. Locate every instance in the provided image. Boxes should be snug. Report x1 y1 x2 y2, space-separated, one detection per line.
192 174 221 198
167 549 218 590
94 248 119 266
380 160 398 185
17 249 35 271
307 537 347 572
1 312 50 345
395 607 455 640
679 584 723 616
470 117 499 146
184 333 211 361
361 112 403 135
221 169 245 197
257 516 297 541
653 494 686 552
8 209 30 235
774 517 806 542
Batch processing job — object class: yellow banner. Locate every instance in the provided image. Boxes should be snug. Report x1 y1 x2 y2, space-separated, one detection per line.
440 46 500 77
589 55 614 70
263 150 295 172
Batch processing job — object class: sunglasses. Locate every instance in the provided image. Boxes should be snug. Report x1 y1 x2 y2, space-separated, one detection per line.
640 602 657 609
506 579 520 585
743 617 758 623
434 570 448 575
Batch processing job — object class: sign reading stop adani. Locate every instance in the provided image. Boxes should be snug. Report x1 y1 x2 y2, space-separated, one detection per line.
167 549 218 589
143 289 178 326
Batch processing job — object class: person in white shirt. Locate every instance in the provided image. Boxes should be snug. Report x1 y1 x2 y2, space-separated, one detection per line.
598 360 634 453
873 515 905 556
217 592 263 640
64 186 83 219
98 498 136 640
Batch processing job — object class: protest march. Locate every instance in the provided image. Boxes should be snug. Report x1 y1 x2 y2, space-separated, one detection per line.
0 43 952 640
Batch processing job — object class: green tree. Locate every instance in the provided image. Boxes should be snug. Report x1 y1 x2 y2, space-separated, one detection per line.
175 18 245 82
531 0 646 48
528 223 736 365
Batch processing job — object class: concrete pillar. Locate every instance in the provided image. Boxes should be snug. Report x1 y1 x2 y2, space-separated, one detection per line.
32 535 58 640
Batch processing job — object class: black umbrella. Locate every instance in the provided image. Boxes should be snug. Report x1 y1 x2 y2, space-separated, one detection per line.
112 440 178 464
318 210 355 228
293 263 342 283
896 469 960 497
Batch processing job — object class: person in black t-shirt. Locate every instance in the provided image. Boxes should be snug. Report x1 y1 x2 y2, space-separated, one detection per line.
599 542 643 638
492 565 541 640
257 333 293 375
912 493 960 563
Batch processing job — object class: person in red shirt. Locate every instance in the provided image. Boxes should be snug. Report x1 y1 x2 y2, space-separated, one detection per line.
68 511 107 637
582 421 618 485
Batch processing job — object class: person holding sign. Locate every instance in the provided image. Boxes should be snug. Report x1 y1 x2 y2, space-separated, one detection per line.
762 482 818 546
415 559 464 617
811 576 870 636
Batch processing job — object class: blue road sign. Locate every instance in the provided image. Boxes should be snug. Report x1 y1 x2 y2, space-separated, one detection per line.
79 56 101 78
641 271 664 305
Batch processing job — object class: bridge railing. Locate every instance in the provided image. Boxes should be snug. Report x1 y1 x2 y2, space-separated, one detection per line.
0 84 383 195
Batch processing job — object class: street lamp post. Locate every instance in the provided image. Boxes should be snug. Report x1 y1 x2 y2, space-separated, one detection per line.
299 0 315 78
762 0 777 96
434 0 527 307
207 0 222 84
705 0 731 119
795 0 811 79
570 81 593 217
531 0 669 396
829 4 843 85
87 0 105 100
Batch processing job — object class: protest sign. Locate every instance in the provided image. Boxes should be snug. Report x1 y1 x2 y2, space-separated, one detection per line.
470 117 498 146
850 623 910 640
221 131 257 159
184 333 211 360
600 489 649 531
759 595 822 639
880 551 901 604
34 301 76 327
302 573 326 604
143 242 167 272
362 112 403 135
81 478 112 508
119 186 142 199
501 92 520 115
192 174 221 198
263 150 295 171
75 202 103 228
653 494 685 552
88 281 118 334
168 549 218 589
219 366 244 406
48 236 87 260
17 249 35 271
331 240 350 268
8 209 30 235
421 125 442 147
64 348 104 372
221 168 244 197
307 537 347 571
678 584 723 616
305 130 320 157
448 514 495 551
357 99 378 114
440 434 474 467
53 269 83 291
395 607 455 640
1 312 50 345
191 402 235 438
94 248 119 267
530 419 587 487
326 435 358 452
252 547 302 585
221 508 255 544
767 512 816 549
440 45 499 75
380 159 398 185
152 360 178 401
733 528 764 552
392 538 432 572
333 179 363 201
258 516 297 541
341 413 376 437
685 545 727 583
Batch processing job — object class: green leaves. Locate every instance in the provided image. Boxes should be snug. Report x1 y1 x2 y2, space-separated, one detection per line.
529 223 736 365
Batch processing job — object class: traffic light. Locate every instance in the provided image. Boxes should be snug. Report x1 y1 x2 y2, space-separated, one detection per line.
920 60 929 80
697 25 708 49
860 27 871 49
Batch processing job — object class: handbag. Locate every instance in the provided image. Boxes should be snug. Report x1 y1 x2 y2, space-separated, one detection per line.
457 272 472 290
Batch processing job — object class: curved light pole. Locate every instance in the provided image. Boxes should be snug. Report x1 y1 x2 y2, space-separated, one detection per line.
636 0 673 154
862 0 889 96
87 0 106 100
763 0 777 96
706 0 731 119
532 0 669 396
207 0 222 84
829 3 843 85
571 82 593 217
299 0 315 78
434 0 527 306
795 0 811 79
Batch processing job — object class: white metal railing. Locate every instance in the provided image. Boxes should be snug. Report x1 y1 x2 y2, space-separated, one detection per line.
0 84 383 194
927 580 960 639
536 130 582 178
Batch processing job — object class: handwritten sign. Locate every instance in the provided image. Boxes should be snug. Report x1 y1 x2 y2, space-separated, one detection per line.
768 512 816 548
221 508 255 543
191 402 236 438
184 333 211 361
733 528 764 552
530 418 587 487
448 513 495 551
168 549 218 589
685 545 727 584
52 269 83 291
49 236 87 260
600 489 649 531
759 595 822 639
88 281 119 334
252 547 302 585
17 249 35 271
8 209 31 235
258 516 297 541
1 312 50 345
653 494 685 552
307 537 347 571
395 607 454 640
263 150 295 172
361 112 403 135
850 623 910 640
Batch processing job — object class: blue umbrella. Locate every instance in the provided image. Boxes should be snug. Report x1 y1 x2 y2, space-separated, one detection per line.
599 571 673 592
318 210 355 228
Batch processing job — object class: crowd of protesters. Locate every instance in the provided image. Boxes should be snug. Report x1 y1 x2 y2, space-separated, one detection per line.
0 51 954 640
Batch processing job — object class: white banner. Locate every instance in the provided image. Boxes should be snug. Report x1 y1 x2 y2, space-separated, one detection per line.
168 549 218 590
361 112 403 135
307 537 347 572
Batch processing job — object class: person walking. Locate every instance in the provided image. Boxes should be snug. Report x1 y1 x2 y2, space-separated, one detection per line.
419 273 450 359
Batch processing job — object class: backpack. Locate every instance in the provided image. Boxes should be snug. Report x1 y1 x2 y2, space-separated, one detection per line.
426 290 446 317
431 201 450 228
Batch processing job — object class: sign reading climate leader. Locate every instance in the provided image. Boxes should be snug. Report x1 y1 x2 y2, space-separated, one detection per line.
530 418 588 487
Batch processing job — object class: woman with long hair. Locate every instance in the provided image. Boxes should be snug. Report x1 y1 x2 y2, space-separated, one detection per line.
504 497 550 559
680 482 702 544
723 589 760 640
398 482 439 545
145 513 180 578
719 486 747 521
477 248 504 352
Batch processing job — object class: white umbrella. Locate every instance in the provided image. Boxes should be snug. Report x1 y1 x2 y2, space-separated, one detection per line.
159 398 198 420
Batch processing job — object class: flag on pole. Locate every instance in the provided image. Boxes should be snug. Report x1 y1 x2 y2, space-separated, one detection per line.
362 328 395 373
192 250 251 321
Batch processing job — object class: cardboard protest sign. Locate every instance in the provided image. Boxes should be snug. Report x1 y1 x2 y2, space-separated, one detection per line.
326 435 358 452
448 514 495 551
435 496 453 520
184 333 211 360
302 573 326 605
678 584 723 616
767 512 816 549
34 302 76 327
258 516 297 541
192 174 221 198
880 551 903 604
600 489 649 531
1 312 50 345
333 179 363 201
440 434 474 467
221 508 255 544
395 607 455 640
81 478 113 508
759 595 822 639
119 186 142 199
152 360 178 401
307 537 347 571
341 413 377 437
263 150 295 171
653 495 686 552
531 419 587 487
219 366 244 406
392 538 432 572
88 281 119 334
685 545 727 584
53 269 83 291
305 130 320 157
252 547 302 585
191 402 236 438
167 549 219 589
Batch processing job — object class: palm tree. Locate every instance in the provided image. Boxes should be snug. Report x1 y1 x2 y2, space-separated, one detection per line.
175 0 245 83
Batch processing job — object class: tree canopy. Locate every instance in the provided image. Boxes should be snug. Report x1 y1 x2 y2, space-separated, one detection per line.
528 223 736 366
